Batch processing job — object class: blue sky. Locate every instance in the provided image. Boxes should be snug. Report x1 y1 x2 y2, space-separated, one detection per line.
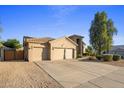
0 5 124 45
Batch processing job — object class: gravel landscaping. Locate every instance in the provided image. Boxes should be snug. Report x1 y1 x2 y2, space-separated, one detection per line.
78 57 124 67
0 61 62 88
102 60 124 67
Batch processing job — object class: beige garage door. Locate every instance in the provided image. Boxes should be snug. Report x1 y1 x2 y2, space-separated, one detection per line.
32 47 42 62
65 49 73 59
53 48 65 60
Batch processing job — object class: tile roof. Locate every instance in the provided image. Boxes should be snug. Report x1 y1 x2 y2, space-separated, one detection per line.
25 37 54 43
69 34 84 38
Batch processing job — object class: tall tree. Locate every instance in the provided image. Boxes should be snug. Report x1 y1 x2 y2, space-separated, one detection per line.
85 45 94 55
106 19 117 53
89 11 108 55
89 11 117 55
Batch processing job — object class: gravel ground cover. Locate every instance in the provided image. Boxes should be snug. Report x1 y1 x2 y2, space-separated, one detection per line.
0 61 62 88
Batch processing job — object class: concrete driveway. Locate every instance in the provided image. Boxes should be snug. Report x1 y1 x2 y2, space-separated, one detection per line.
36 60 124 88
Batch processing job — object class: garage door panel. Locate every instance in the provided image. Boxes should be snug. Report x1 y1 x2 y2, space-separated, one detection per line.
53 48 64 60
65 49 73 59
32 48 42 61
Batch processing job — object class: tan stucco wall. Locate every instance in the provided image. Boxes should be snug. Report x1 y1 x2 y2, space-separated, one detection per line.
50 37 77 48
50 37 77 60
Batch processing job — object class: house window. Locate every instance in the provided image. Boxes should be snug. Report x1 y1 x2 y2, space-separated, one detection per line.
77 39 80 44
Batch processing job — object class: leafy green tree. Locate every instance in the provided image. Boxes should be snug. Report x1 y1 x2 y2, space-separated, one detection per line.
85 45 94 55
3 39 22 49
89 11 117 55
89 11 108 55
106 19 117 53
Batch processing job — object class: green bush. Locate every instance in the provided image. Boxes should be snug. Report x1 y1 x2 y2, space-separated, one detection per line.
77 54 82 58
96 55 103 60
90 53 96 56
113 54 121 61
82 53 89 56
121 56 124 59
103 54 113 61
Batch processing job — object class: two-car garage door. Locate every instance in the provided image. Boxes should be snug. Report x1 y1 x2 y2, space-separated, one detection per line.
52 48 74 60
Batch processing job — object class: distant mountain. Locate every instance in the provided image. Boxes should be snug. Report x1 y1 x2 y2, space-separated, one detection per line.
111 45 124 50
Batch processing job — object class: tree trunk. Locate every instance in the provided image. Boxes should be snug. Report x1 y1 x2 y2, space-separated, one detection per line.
106 43 109 54
98 47 101 55
98 43 102 55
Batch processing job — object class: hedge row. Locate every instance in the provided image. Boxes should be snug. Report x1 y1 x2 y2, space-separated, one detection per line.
96 54 121 61
103 54 113 61
113 54 121 61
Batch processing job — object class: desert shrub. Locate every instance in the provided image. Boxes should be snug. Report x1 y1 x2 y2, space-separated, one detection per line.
96 55 103 60
113 54 121 61
103 54 113 61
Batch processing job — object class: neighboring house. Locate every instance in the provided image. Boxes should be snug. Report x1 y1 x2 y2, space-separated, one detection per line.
23 34 85 62
109 45 124 57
